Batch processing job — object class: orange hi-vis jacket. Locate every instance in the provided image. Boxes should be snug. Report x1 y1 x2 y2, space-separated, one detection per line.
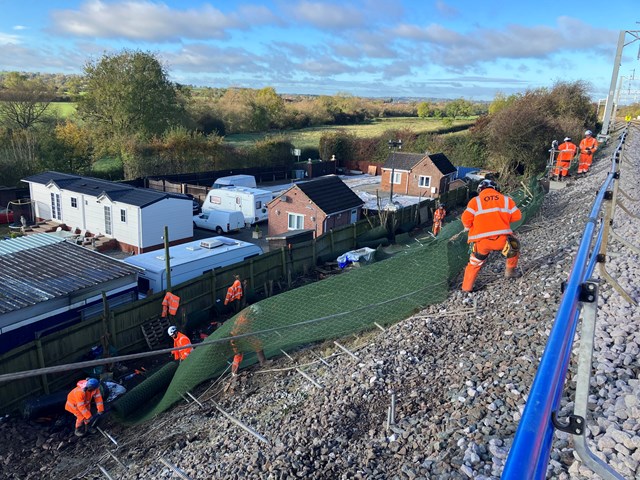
433 207 446 223
172 332 192 361
557 141 577 162
224 279 243 305
579 136 598 156
461 188 522 242
161 292 180 317
65 380 104 426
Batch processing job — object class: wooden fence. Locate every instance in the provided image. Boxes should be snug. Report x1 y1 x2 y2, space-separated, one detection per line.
0 194 470 413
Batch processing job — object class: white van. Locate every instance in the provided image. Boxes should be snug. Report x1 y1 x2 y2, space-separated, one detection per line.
193 210 245 234
123 236 262 295
212 174 257 189
203 186 273 225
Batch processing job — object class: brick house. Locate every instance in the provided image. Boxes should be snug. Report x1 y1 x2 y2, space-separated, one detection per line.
380 152 456 198
267 176 364 238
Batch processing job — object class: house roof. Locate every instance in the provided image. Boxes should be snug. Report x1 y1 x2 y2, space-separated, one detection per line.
383 152 456 175
294 175 364 214
22 171 184 208
0 233 139 315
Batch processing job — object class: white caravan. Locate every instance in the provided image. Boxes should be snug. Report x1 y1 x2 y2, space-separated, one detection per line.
202 186 273 225
212 174 257 189
123 236 262 296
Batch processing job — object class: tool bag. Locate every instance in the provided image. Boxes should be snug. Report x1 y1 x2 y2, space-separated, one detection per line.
501 235 520 258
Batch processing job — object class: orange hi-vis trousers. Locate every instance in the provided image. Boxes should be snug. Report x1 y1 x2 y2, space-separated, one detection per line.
578 152 594 174
462 235 519 292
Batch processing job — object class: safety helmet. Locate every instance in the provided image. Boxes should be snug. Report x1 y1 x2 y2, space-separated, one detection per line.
564 137 571 142
85 378 100 391
168 326 178 336
585 130 592 136
477 179 499 193
438 204 445 209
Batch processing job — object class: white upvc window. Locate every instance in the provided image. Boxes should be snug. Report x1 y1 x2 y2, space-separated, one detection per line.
70 197 78 208
120 209 126 223
392 171 402 184
288 213 304 230
418 175 431 188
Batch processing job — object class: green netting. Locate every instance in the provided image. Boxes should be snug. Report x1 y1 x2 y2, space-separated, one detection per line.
114 178 545 422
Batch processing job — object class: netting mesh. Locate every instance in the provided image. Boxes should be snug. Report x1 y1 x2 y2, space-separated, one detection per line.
112 178 545 422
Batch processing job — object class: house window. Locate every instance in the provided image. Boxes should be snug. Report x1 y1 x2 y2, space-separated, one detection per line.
71 197 78 208
288 213 304 230
120 209 126 223
392 172 402 184
418 175 431 188
104 206 112 235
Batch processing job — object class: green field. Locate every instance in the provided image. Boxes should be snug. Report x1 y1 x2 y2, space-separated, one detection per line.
224 117 475 150
48 102 76 118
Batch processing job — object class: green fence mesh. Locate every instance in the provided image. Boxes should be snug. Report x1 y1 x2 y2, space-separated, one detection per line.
113 178 545 423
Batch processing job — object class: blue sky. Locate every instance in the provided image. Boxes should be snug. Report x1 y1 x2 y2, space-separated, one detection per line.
0 0 638 101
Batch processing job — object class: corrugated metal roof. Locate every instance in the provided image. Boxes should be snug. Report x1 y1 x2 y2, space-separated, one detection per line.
0 233 64 256
22 171 183 208
0 234 139 314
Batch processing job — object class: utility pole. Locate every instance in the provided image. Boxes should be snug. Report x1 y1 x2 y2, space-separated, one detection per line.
388 139 402 204
600 30 640 139
163 225 172 292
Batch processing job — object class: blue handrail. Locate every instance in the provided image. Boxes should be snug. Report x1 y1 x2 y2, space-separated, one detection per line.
502 129 626 479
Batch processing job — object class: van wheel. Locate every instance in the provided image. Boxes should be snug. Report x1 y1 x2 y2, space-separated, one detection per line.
215 226 223 234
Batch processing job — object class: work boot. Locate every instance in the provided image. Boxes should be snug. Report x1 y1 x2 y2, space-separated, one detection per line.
74 427 86 437
256 350 267 366
505 267 521 279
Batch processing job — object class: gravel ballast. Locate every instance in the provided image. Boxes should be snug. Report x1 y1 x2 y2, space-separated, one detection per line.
1 126 639 480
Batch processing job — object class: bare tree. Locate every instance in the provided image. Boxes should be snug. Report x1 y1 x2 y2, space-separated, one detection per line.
0 72 55 129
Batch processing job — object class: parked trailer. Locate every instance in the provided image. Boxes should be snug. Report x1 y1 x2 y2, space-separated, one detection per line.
202 186 273 225
212 174 257 189
123 236 263 296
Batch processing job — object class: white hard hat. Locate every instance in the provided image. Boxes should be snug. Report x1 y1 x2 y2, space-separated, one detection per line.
167 326 177 336
564 137 571 142
585 130 592 136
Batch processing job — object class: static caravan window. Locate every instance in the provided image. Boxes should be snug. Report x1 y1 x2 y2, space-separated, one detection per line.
256 201 262 209
71 197 78 208
288 213 304 230
418 176 431 188
392 172 402 184
120 209 126 222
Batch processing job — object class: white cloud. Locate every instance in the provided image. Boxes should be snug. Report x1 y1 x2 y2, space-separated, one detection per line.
13 25 28 31
392 17 617 68
0 32 21 44
49 0 269 41
286 1 364 29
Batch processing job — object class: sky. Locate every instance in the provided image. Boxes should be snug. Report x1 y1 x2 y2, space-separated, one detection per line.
0 0 639 101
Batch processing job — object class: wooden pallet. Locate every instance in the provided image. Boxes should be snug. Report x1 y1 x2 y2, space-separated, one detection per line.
141 316 171 350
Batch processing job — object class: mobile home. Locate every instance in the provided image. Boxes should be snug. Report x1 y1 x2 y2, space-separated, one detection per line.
202 186 273 225
123 236 262 295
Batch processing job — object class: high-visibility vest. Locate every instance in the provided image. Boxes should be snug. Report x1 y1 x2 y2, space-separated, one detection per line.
579 137 598 155
172 332 192 360
65 382 104 419
461 188 522 242
161 292 180 317
434 207 446 223
224 280 243 305
557 141 577 162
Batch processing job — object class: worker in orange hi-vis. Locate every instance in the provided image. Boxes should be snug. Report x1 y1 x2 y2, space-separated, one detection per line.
578 130 598 174
229 305 266 376
65 378 104 437
461 179 522 293
168 326 192 361
161 292 180 318
432 204 446 236
553 137 577 180
224 275 243 312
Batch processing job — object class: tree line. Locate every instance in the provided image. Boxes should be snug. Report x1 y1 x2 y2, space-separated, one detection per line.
0 49 596 188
